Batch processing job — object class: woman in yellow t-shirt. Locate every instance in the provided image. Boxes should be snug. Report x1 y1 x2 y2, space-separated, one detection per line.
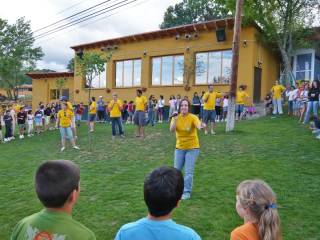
230 179 281 240
56 102 80 152
170 99 206 200
236 85 249 120
108 93 124 139
88 97 97 132
271 81 286 115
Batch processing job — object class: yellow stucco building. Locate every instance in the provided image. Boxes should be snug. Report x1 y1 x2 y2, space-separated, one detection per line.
27 18 279 110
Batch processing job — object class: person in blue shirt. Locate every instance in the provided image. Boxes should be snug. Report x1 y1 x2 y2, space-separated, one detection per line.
114 166 201 240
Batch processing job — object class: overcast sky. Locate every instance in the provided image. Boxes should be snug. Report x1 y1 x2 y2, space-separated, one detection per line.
0 0 182 71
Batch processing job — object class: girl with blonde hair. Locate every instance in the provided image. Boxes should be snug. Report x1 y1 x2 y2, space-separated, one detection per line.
231 179 281 240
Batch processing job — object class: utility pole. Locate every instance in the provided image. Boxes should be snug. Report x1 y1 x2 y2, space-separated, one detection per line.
226 0 244 132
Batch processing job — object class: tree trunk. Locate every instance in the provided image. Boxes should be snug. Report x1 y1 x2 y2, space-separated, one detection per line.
226 0 244 132
279 46 293 87
88 77 93 152
13 87 18 101
6 89 12 100
226 96 236 132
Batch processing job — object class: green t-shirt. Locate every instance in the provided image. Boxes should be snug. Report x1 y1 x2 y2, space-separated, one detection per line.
11 209 96 240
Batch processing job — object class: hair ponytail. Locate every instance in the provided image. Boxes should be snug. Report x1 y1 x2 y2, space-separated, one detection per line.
259 207 281 240
237 180 282 240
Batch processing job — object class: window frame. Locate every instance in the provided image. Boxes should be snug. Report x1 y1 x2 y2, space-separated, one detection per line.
194 49 232 85
84 63 107 89
151 54 184 86
115 58 142 88
50 89 60 100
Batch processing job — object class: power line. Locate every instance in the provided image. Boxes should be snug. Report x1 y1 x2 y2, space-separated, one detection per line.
55 0 91 15
34 0 137 41
33 0 113 33
34 0 152 46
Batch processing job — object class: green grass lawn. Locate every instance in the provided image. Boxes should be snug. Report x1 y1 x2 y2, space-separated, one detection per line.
0 116 319 239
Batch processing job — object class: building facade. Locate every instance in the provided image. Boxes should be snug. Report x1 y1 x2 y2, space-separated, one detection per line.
28 18 280 109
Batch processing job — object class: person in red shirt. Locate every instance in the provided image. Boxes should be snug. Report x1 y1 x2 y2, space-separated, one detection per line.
75 103 84 127
127 101 134 124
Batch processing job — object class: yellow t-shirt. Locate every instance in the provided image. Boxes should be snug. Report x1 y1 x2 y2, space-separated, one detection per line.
202 92 223 110
135 96 147 111
236 91 249 105
230 222 259 240
108 99 122 118
89 101 97 114
271 85 285 99
172 113 201 150
57 109 74 128
14 104 21 113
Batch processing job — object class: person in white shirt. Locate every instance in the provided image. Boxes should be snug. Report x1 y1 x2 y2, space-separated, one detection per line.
27 109 34 137
286 86 298 116
222 95 229 122
157 95 165 123
9 106 16 139
168 95 177 120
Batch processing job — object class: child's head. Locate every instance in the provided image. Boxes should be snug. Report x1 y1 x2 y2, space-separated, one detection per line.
236 179 281 240
224 95 229 99
28 110 32 115
144 166 183 217
61 102 67 110
35 160 80 209
6 109 10 115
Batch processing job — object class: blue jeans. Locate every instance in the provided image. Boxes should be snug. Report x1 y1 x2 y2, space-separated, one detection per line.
59 127 73 139
111 117 124 136
147 109 154 126
199 106 204 120
174 149 200 194
272 98 283 114
304 101 319 123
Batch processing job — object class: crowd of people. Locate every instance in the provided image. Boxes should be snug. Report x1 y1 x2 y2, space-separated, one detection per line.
11 160 281 240
0 84 252 146
266 80 320 140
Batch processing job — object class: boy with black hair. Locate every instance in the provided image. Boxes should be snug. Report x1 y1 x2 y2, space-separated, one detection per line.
3 109 13 142
11 160 96 240
114 166 201 240
17 107 27 139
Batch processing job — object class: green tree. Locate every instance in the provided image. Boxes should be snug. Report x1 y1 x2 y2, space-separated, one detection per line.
67 57 74 72
55 77 67 97
76 51 112 151
0 17 43 100
160 0 229 29
219 0 319 85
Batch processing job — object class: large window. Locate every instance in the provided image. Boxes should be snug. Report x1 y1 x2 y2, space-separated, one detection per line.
50 89 60 100
296 53 312 80
152 55 184 86
91 63 107 88
195 50 232 84
115 59 141 87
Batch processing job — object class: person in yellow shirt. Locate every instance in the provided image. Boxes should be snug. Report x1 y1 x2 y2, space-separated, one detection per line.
230 179 281 240
236 86 249 120
56 102 79 152
60 96 77 140
202 84 222 135
134 89 147 138
170 99 206 200
271 81 286 115
88 97 97 132
108 93 124 139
